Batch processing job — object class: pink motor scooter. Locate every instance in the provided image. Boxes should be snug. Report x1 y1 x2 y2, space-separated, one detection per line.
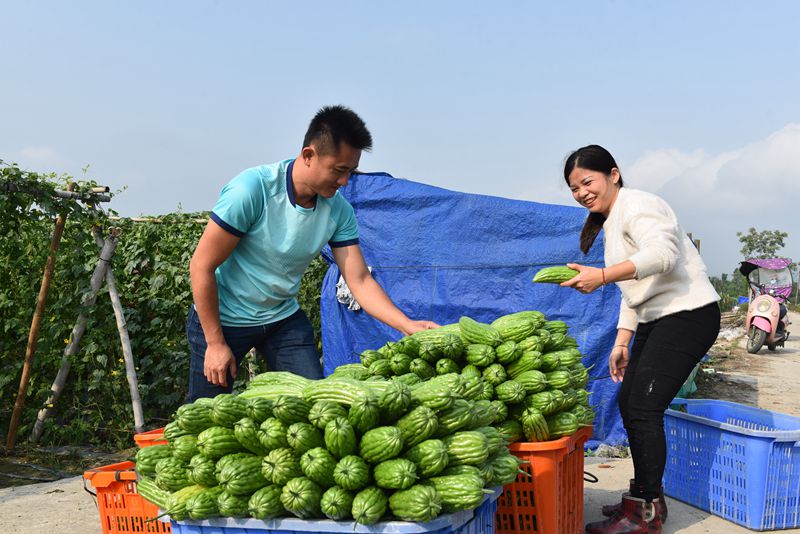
739 258 793 353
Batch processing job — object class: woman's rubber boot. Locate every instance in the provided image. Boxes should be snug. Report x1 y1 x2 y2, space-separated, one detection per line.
600 479 634 518
585 494 662 534
601 481 668 522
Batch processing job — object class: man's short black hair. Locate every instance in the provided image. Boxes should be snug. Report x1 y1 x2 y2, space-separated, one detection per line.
303 105 373 155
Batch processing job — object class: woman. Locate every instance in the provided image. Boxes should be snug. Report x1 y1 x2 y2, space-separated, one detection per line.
560 145 720 534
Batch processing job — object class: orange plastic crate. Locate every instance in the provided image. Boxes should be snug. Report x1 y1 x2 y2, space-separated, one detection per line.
495 426 592 534
83 460 171 534
134 428 168 448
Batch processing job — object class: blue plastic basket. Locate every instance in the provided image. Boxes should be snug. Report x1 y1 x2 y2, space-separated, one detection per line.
663 399 800 530
167 488 500 534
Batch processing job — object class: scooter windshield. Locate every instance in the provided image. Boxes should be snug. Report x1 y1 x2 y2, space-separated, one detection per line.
749 267 793 289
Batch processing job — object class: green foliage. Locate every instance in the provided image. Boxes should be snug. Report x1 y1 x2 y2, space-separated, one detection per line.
298 256 329 353
0 161 328 449
709 271 748 312
737 227 789 259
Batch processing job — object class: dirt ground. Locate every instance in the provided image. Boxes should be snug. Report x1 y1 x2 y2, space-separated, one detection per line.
694 309 800 417
2 312 799 533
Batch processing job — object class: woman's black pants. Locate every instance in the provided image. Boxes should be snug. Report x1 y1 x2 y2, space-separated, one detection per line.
618 302 720 501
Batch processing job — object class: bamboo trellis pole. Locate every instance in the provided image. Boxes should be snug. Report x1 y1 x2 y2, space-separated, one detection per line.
29 235 118 443
107 216 207 224
92 226 144 434
91 227 145 434
5 185 75 452
0 181 111 202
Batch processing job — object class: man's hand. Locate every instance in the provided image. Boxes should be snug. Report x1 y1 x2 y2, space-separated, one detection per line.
401 320 439 336
559 263 604 294
204 342 237 387
609 345 628 383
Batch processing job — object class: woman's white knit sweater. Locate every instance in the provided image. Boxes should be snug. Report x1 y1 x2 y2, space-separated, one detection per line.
602 188 719 331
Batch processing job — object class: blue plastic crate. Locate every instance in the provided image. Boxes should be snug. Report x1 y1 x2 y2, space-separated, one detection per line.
663 399 800 530
168 488 500 534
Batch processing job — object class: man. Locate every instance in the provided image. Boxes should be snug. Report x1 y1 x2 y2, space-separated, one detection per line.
187 105 436 401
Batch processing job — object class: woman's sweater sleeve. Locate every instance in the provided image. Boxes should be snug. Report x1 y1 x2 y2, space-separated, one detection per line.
624 206 681 280
617 297 638 331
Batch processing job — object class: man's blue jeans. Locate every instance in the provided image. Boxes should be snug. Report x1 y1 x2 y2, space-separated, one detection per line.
186 305 323 402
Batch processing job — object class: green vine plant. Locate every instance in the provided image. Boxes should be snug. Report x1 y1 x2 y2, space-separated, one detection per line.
0 160 328 450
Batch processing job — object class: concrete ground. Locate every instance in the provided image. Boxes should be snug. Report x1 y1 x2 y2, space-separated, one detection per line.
584 456 800 533
0 474 103 534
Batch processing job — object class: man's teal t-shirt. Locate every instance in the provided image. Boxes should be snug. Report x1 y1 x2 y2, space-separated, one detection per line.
210 159 359 327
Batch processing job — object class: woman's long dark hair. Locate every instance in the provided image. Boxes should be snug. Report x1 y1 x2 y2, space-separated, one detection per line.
564 145 624 254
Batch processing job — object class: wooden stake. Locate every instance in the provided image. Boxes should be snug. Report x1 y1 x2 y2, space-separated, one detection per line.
5 184 74 452
29 235 118 443
91 227 144 434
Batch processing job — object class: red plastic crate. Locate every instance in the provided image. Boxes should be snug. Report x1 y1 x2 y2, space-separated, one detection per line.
83 460 171 534
495 426 592 534
134 427 168 448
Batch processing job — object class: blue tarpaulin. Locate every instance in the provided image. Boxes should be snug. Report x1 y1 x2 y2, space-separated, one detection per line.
320 172 626 447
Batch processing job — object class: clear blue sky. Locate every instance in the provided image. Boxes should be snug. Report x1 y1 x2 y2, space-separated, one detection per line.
2 1 799 275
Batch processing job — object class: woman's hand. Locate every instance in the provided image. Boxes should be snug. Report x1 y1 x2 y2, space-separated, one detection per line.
559 263 605 294
609 345 629 383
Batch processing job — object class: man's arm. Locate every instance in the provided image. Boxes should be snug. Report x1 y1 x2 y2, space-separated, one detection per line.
331 244 438 335
189 221 241 386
